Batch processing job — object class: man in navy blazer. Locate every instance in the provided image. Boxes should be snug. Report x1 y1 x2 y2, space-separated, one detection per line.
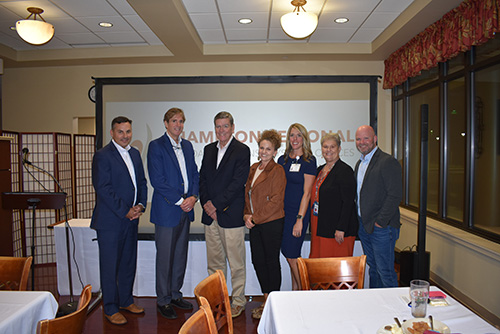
91 116 147 325
354 125 402 288
199 111 250 318
148 108 199 320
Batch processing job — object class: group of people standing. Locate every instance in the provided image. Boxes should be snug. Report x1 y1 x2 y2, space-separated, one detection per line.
90 109 402 325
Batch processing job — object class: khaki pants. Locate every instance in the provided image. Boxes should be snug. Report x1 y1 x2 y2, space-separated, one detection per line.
205 221 246 307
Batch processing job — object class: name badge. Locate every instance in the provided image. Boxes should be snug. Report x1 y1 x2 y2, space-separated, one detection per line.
313 201 319 216
290 163 301 172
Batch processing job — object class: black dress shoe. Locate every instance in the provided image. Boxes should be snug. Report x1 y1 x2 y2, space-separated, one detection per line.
171 298 193 310
157 304 177 319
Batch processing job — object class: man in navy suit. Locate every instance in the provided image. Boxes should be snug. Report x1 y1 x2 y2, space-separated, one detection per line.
355 125 402 288
199 111 250 318
91 116 147 325
148 108 199 319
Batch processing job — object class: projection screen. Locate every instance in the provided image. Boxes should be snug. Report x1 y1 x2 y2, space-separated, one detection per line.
94 76 379 233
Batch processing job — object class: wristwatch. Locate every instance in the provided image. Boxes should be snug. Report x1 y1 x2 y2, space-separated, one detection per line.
296 214 303 220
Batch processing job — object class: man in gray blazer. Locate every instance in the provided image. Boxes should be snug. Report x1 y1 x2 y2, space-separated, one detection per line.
354 125 402 288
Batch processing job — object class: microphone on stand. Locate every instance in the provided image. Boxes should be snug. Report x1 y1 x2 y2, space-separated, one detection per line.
21 147 82 315
22 147 32 165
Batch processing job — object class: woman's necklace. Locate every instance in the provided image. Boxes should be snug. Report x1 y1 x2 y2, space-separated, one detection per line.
318 163 334 182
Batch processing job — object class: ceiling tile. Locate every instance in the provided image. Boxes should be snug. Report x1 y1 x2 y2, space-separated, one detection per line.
217 0 271 13
107 0 137 16
318 11 370 29
1 0 68 19
50 17 89 34
181 0 218 13
56 32 104 45
323 0 379 12
96 31 145 43
0 5 22 21
123 14 154 32
376 0 414 13
220 12 269 29
269 11 287 28
225 28 268 41
189 13 221 30
52 0 118 17
77 16 133 32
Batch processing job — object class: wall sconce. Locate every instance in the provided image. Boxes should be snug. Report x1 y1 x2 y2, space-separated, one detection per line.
16 7 55 45
280 0 318 39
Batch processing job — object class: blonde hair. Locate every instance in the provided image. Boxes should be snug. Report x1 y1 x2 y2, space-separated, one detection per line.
284 123 313 162
321 132 341 147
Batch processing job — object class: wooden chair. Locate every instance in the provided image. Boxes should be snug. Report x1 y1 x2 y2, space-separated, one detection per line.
297 255 367 290
37 284 92 334
194 270 233 334
179 296 218 334
0 256 33 291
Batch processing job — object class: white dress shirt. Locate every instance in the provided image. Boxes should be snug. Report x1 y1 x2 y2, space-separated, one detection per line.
112 140 137 205
216 136 234 169
166 132 189 205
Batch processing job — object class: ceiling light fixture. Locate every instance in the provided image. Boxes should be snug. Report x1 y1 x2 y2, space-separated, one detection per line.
334 17 349 24
280 0 318 39
238 18 253 24
16 7 54 45
99 22 113 28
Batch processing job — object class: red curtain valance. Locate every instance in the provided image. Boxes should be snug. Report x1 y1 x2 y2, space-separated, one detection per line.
383 0 500 89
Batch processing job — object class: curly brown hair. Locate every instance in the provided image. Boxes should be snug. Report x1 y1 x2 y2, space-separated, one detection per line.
258 129 282 150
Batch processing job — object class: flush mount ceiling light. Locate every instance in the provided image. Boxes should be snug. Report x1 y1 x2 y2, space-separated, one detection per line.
238 18 253 24
280 0 318 39
99 22 113 28
16 7 54 45
334 17 349 24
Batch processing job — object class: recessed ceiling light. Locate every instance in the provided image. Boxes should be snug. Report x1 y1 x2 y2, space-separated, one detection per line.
238 18 253 24
334 17 349 24
99 22 113 28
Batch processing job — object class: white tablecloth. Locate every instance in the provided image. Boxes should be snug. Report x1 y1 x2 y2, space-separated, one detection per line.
0 291 58 334
54 219 367 296
258 287 500 334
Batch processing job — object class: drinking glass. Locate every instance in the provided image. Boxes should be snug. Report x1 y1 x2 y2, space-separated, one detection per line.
410 279 429 318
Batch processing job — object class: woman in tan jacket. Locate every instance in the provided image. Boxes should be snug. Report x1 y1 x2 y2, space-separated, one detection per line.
244 129 286 319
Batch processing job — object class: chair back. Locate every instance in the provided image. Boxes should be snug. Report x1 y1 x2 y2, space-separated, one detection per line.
179 296 218 334
37 284 92 334
0 256 33 291
193 270 233 334
297 255 367 290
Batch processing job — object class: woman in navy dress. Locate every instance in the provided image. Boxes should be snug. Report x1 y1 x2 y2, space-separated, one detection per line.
278 123 316 290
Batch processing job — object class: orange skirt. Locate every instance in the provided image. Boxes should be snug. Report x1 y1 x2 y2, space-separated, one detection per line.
309 214 355 258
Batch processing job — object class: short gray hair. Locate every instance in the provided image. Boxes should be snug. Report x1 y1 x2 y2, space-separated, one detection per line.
321 132 341 147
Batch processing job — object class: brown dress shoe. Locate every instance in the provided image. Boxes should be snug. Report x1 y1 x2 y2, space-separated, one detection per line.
104 312 127 325
120 303 145 314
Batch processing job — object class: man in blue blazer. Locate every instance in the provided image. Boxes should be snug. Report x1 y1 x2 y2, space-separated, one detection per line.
148 108 199 320
199 111 250 318
354 125 402 288
91 116 147 325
